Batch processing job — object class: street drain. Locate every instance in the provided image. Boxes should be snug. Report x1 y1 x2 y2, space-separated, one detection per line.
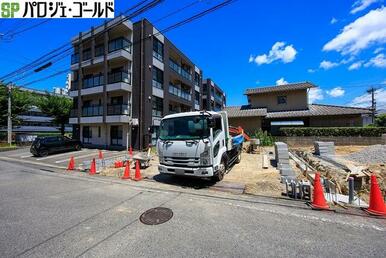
140 207 173 225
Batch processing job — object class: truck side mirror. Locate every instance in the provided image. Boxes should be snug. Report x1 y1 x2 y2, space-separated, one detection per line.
149 127 154 134
207 117 215 128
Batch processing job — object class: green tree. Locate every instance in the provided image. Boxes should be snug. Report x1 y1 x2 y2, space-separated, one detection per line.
375 114 386 127
0 84 35 126
37 93 72 135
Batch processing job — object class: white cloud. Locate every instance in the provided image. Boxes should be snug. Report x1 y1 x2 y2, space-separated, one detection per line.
351 0 379 14
276 78 288 86
326 87 345 97
348 61 364 70
330 17 338 24
374 47 384 54
307 68 316 73
364 53 386 68
309 88 324 103
349 88 386 109
323 7 386 55
249 42 297 65
320 60 339 70
382 80 386 84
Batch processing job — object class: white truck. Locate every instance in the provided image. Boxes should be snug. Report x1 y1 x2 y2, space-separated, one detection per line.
156 111 244 181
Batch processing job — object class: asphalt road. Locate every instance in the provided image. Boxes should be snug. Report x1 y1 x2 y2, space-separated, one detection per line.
0 160 385 257
0 147 128 169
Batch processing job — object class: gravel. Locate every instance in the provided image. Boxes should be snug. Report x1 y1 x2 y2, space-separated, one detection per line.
345 145 386 164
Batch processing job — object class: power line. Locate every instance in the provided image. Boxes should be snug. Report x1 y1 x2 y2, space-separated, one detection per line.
2 0 237 87
153 0 203 23
3 19 51 40
22 69 69 87
0 0 164 83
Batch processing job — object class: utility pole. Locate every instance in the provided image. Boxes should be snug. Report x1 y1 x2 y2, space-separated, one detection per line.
7 84 12 146
367 87 377 124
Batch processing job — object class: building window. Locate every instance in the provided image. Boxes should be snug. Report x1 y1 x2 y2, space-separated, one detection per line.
153 38 164 61
95 44 104 57
277 96 287 104
83 126 92 143
194 72 200 86
98 126 101 138
195 91 200 106
110 126 123 146
152 67 164 89
152 96 163 117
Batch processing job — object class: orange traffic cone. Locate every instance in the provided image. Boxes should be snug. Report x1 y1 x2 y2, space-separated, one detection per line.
366 174 386 216
89 158 96 175
129 146 133 157
98 150 104 159
67 156 75 171
133 160 142 181
122 161 131 180
310 172 330 210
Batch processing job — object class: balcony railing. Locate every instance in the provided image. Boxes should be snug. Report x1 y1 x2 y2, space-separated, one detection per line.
71 53 79 65
83 75 104 89
71 81 79 91
108 37 132 53
152 79 163 89
108 71 131 84
95 45 104 57
169 59 192 81
169 84 191 101
82 106 103 117
82 49 92 61
107 104 131 116
70 109 78 117
153 50 163 62
152 109 162 117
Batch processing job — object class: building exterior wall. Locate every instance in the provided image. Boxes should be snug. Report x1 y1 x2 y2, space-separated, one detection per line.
132 19 203 149
228 117 262 135
309 115 363 127
69 16 133 150
248 89 308 112
202 78 226 111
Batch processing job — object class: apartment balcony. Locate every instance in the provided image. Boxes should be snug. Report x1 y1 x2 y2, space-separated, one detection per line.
80 106 103 124
169 59 192 82
106 104 131 123
107 71 132 92
169 84 192 102
69 72 131 97
71 38 132 70
107 37 132 61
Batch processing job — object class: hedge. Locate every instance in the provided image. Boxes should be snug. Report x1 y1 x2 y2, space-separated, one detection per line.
279 127 386 137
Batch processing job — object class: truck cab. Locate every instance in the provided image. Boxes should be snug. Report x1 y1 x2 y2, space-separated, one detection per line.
157 111 242 181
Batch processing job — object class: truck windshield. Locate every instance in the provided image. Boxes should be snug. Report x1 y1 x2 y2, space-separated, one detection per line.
159 116 210 140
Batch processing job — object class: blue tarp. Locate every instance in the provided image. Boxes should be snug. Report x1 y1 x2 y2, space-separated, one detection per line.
232 134 244 146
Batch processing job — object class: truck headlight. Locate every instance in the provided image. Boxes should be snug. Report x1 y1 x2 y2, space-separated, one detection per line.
200 149 211 165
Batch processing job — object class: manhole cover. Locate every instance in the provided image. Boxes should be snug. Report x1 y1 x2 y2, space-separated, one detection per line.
140 207 173 225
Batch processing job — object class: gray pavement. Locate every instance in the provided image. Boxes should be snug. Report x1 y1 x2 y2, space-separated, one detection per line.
0 160 385 257
0 147 127 169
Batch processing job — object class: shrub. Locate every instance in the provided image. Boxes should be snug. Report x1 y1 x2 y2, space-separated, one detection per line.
252 129 275 146
280 127 386 137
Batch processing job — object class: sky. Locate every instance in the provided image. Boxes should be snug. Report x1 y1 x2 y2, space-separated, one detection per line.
0 0 385 110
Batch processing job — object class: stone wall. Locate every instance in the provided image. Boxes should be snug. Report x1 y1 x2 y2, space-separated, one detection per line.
276 134 386 146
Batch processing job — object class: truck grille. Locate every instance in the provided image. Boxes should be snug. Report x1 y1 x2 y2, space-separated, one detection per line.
163 156 200 167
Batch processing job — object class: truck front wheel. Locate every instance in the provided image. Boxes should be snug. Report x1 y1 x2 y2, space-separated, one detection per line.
212 158 226 182
235 152 241 164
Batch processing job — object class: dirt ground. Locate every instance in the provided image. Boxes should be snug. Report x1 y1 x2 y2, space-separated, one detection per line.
225 149 283 197
292 145 368 155
99 147 284 197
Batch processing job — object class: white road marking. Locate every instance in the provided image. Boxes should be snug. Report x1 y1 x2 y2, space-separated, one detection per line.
55 152 99 164
21 155 33 158
36 150 87 161
10 151 31 157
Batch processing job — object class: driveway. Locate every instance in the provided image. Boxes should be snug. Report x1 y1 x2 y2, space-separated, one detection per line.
0 160 385 257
